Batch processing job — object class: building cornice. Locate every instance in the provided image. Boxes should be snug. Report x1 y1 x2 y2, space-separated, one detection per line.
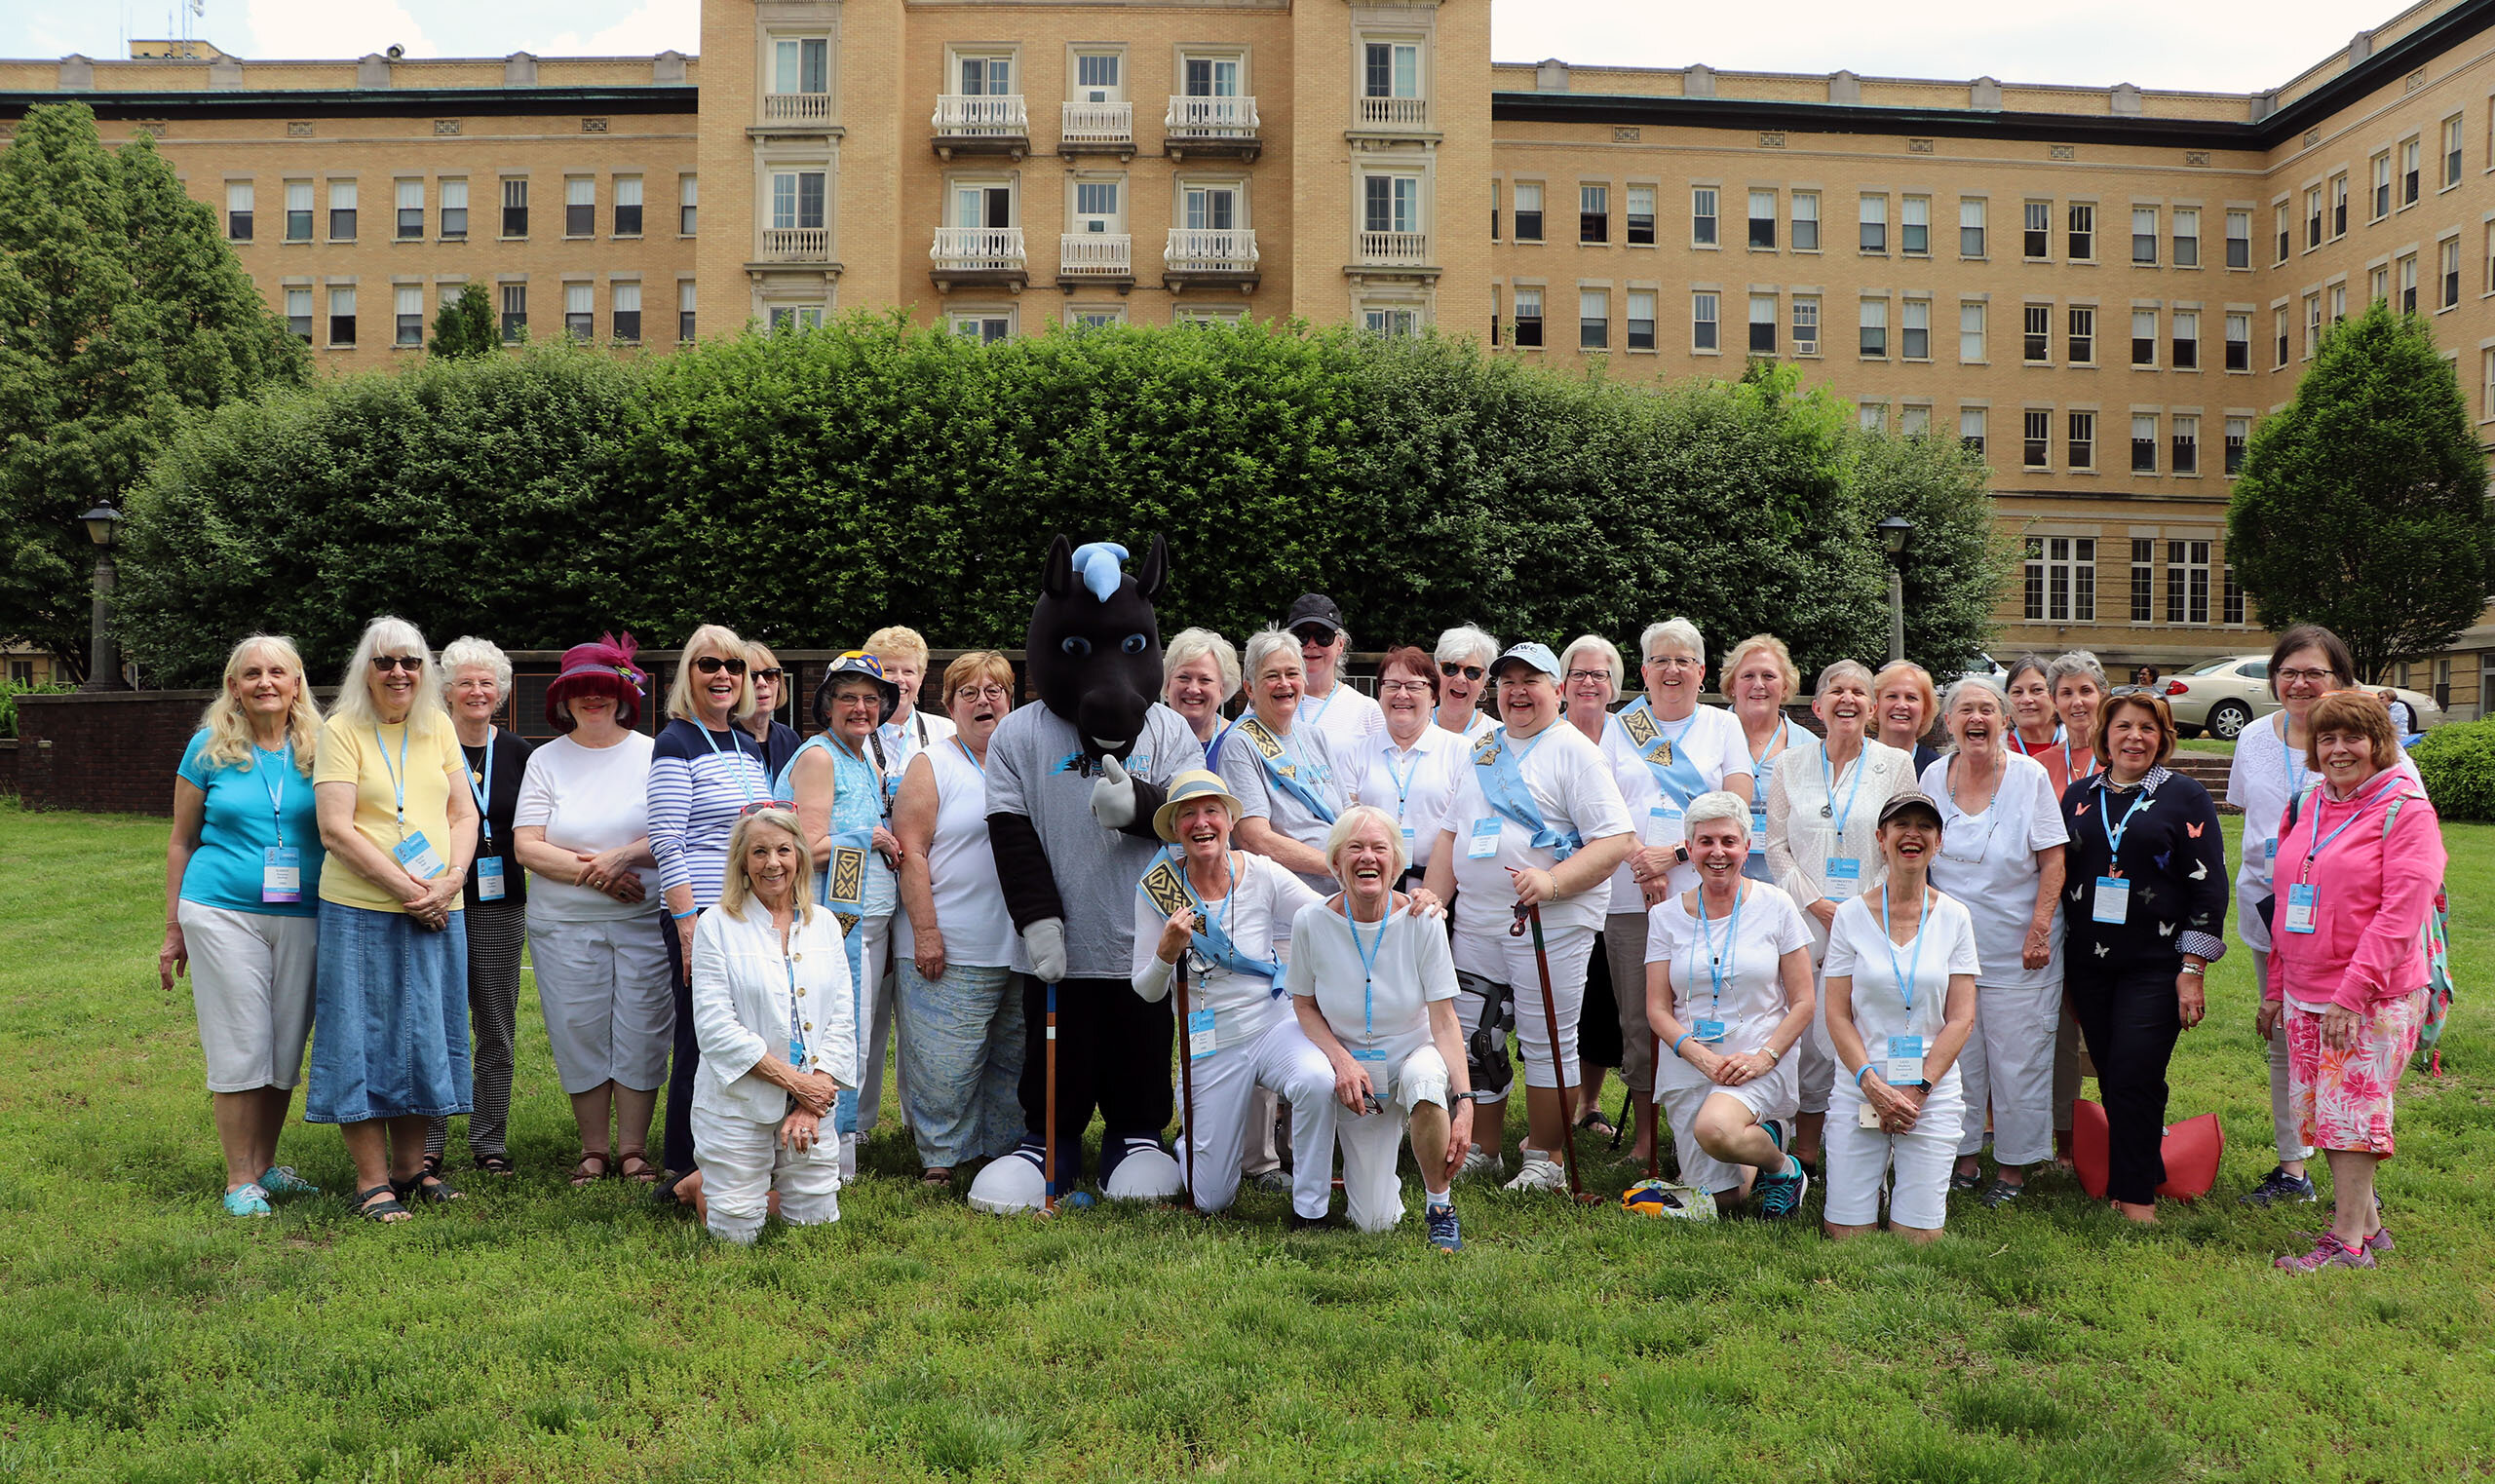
0 85 698 121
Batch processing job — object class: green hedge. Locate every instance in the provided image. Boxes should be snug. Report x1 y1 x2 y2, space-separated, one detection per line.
118 319 2012 687
2411 717 2495 821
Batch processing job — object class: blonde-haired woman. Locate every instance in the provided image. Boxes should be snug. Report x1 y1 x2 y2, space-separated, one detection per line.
1164 627 1243 759
865 624 957 768
163 634 328 1217
649 623 774 1196
1723 634 1801 885
690 808 859 1243
311 616 480 1223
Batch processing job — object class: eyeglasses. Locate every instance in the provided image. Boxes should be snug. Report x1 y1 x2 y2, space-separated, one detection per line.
2276 667 2338 686
691 656 748 676
1378 679 1432 696
751 667 786 683
1644 656 1701 670
1439 663 1485 681
1292 628 1336 647
738 799 799 817
369 655 423 672
953 684 1012 702
1563 668 1612 684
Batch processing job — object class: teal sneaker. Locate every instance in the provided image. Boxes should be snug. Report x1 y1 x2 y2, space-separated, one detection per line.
258 1165 321 1197
1424 1202 1463 1253
1754 1157 1809 1219
222 1183 272 1218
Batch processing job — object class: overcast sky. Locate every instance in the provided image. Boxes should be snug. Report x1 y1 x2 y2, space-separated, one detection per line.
0 0 2407 95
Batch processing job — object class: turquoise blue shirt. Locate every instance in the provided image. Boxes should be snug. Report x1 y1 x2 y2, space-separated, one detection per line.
176 728 326 917
776 734 898 917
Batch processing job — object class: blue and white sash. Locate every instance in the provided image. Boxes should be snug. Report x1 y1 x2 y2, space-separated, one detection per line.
1472 727 1583 861
1138 849 1284 993
1231 715 1339 825
1617 697 1708 809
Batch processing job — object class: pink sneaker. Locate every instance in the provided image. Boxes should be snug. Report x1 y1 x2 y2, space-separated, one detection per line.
2274 1233 2376 1273
2292 1225 2394 1255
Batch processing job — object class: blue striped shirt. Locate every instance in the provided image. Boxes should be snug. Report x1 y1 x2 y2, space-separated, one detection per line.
648 719 774 905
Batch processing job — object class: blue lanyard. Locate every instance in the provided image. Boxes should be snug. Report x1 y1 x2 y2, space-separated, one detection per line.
1695 883 1745 1019
1181 852 1239 952
255 745 291 847
1342 896 1387 1043
372 722 412 834
1881 886 1933 1013
698 724 759 806
2094 782 2156 861
2062 731 2095 785
1381 740 1422 819
464 731 496 846
2298 770 2402 882
784 952 805 1066
1820 740 1868 840
1748 716 1787 774
1305 685 1336 726
952 738 985 775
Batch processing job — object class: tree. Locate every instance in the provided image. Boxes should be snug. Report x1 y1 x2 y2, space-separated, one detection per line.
2229 300 2495 681
428 282 498 360
0 102 307 679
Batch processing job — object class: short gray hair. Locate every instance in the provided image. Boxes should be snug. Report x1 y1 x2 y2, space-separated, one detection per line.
2048 650 2108 695
1163 627 1242 703
1435 625 1499 668
1638 619 1706 667
1816 659 1875 698
1682 790 1749 837
1243 628 1302 685
1560 633 1624 693
2004 653 2053 690
440 636 513 698
1324 803 1408 880
1942 673 2008 716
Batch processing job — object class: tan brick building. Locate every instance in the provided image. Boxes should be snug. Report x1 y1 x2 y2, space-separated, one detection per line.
9 1 2495 707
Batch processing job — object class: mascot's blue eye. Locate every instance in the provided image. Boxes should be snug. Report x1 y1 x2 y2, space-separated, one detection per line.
1060 636 1093 658
1121 633 1148 655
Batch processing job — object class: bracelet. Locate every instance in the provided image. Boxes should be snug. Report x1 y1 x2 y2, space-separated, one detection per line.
2178 965 2205 978
1448 1090 1479 1104
670 908 696 922
1670 1032 1693 1058
1855 1063 1874 1086
1761 1043 1782 1064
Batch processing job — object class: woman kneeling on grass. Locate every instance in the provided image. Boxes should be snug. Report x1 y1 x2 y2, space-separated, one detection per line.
1823 791 1980 1243
1288 806 1473 1251
2264 691 2446 1274
689 808 858 1244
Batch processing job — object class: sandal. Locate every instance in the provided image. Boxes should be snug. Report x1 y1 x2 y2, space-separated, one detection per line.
617 1152 661 1185
570 1152 613 1188
921 1167 954 1189
1949 1166 1984 1193
476 1153 516 1176
393 1169 462 1204
354 1183 411 1224
1574 1110 1621 1142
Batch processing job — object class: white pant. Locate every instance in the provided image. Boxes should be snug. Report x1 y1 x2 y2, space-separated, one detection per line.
852 916 896 1135
1657 1050 1797 1195
691 1102 842 1244
178 902 318 1092
1953 981 2060 1166
1825 1071 1966 1230
1180 1015 1334 1218
1452 917 1594 1093
2251 949 2315 1163
1299 1031 1450 1233
528 912 673 1095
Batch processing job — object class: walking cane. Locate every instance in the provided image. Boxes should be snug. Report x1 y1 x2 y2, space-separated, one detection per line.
1176 953 1197 1210
1512 901 1598 1205
1042 978 1059 1216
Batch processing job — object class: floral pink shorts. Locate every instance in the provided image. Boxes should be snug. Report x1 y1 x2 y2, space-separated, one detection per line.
2285 990 2427 1158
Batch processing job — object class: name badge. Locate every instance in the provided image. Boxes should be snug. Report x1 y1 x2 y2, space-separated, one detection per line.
1749 806 1768 855
393 831 446 881
1650 803 1685 825
1468 818 1502 859
2092 875 2130 925
1400 825 1417 856
1692 1018 1727 1044
1187 1008 1217 1060
1350 1046 1390 1064
1823 856 1862 899
477 856 507 901
2263 836 2279 866
261 846 302 904
1886 1034 1926 1087
2283 883 2319 934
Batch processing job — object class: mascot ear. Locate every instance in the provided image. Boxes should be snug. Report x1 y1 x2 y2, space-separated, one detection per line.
1041 534 1075 601
1136 533 1169 603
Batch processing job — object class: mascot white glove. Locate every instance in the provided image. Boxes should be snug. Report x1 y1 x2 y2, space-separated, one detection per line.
1023 917 1068 983
1090 754 1141 829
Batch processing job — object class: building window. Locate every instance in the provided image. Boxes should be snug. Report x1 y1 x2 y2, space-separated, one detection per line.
285 180 313 242
2372 152 2393 218
2441 238 2462 309
1627 185 1655 246
2304 185 2322 249
2399 254 2418 314
774 36 830 96
1900 404 1931 438
395 178 423 240
2275 306 2289 367
1363 306 1419 337
2486 348 2495 420
500 284 527 342
1859 194 1887 252
2401 136 2421 205
2371 264 2389 304
2068 410 2095 470
1748 293 1777 354
1860 403 1887 434
1959 197 1984 257
2330 173 2348 237
2172 413 2199 474
565 178 595 237
1901 297 1929 360
2224 313 2249 370
1748 189 1777 249
1958 300 1984 362
2022 408 2051 470
2444 115 2465 188
1363 174 1420 235
679 175 698 236
615 176 643 237
2067 306 2094 365
2067 203 2094 260
1627 288 1656 350
394 284 423 347
225 181 253 242
774 170 828 231
1690 291 1717 351
1690 187 1715 247
502 178 529 238
2304 293 2322 357
441 178 468 239
2131 309 2157 367
2024 537 2096 622
561 283 592 341
1859 296 1888 358
2173 310 2199 369
1490 180 1500 242
2224 415 2249 474
327 179 356 242
1959 406 1985 453
2130 539 2156 622
1579 288 1609 350
1070 306 1126 329
1901 195 1929 255
1580 184 1608 244
2130 414 2158 473
776 304 829 332
1791 191 1820 250
1514 286 1543 346
2225 209 2250 268
2275 201 2289 263
1363 41 1420 100
2132 206 2157 264
2023 200 2051 259
679 281 696 340
2023 303 2051 363
327 285 356 346
1791 295 1819 356
2167 540 2210 624
2223 562 2246 625
1513 182 1544 243
2173 208 2199 267
285 286 311 340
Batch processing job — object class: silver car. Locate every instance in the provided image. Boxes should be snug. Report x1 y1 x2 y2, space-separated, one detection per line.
2159 655 2444 740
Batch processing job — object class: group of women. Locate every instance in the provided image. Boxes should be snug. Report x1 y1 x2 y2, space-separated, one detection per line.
163 610 2447 1267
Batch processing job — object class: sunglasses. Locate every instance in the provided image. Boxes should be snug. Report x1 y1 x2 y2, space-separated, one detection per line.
751 667 786 683
691 656 748 676
1439 663 1485 682
738 799 800 817
369 655 423 672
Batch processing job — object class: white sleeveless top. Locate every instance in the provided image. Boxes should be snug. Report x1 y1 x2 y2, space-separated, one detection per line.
895 738 1015 970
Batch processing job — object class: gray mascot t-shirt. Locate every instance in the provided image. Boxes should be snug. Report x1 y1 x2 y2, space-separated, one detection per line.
985 701 1206 979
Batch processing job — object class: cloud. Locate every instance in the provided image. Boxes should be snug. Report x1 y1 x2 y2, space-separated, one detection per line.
528 0 697 57
244 0 436 58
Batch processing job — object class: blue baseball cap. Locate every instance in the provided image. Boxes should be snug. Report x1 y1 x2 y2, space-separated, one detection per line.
1491 641 1563 683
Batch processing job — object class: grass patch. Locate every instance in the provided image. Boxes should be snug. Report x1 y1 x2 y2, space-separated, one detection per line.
0 798 2489 1480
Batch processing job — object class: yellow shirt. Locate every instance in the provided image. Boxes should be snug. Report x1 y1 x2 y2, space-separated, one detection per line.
316 710 463 913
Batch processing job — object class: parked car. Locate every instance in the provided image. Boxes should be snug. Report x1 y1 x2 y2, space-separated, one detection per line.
2158 655 2444 740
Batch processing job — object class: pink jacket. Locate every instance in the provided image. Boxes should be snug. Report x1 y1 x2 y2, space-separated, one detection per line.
2265 773 2445 1012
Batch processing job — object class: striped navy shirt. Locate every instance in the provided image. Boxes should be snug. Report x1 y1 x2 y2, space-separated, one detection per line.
648 719 774 905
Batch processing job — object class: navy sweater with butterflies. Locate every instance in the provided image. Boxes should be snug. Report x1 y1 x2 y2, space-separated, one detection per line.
2060 766 2229 971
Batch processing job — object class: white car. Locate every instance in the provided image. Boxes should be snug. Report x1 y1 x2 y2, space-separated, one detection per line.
2158 655 2444 741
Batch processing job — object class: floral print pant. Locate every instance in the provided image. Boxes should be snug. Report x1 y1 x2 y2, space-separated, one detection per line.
2285 989 2426 1158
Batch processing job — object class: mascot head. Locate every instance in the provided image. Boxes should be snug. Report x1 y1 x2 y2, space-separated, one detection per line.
1027 534 1168 762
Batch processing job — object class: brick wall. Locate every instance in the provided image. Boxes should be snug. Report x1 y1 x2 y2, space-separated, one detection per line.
0 740 17 796
16 691 215 816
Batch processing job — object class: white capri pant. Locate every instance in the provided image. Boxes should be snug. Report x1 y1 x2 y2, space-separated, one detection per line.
1825 1070 1967 1231
178 902 318 1093
1298 1030 1449 1233
527 912 674 1094
1952 982 2060 1167
1179 1014 1334 1220
1452 917 1594 1095
2249 949 2314 1163
690 1102 842 1244
853 915 897 1135
1656 1053 1798 1195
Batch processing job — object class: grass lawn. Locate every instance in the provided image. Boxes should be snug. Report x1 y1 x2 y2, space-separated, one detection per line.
2 797 2490 1483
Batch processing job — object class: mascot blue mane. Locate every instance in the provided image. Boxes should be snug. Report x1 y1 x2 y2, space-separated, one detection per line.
1026 533 1169 763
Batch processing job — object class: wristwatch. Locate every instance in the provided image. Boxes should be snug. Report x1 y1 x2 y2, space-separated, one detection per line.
1448 1090 1480 1104
1673 844 1691 864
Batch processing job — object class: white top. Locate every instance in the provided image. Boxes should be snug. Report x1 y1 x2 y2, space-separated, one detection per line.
1598 704 1753 911
1287 897 1459 1052
1918 751 2070 990
1645 880 1813 1045
1764 736 1922 960
1130 851 1324 1051
1348 723 1466 876
1438 707 1497 741
513 731 661 922
1215 713 1352 892
1440 720 1635 943
878 708 958 780
1299 681 1384 747
2226 710 2421 952
1823 887 1980 1097
896 739 1015 969
689 898 860 1123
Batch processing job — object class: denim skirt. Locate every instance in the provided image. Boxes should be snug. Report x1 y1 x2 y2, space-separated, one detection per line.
306 899 474 1123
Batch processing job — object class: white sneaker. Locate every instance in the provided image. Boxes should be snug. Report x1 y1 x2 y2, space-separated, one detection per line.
1457 1144 1500 1181
1502 1153 1568 1194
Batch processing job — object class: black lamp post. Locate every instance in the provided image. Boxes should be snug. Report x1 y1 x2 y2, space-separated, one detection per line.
79 504 124 692
1875 514 1914 665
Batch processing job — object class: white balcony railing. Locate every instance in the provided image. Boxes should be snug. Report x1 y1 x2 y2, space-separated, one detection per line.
1059 233 1132 277
932 94 1030 136
1356 230 1430 265
1059 100 1133 144
1165 227 1259 273
1357 95 1429 129
1165 95 1260 137
931 225 1026 271
762 92 833 123
760 226 829 261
